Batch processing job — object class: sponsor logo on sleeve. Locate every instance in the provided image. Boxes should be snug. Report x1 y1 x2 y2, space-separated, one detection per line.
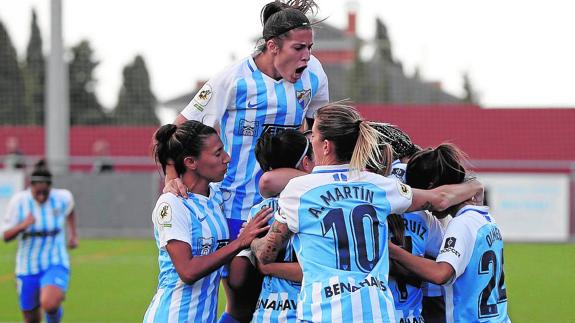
396 181 412 199
444 237 456 248
156 202 172 228
440 236 461 257
191 83 213 111
390 168 405 180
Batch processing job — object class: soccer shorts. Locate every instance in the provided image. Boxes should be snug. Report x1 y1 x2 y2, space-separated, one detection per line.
16 266 70 311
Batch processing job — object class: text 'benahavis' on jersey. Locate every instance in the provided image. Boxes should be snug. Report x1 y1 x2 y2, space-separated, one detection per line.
0 189 74 275
242 198 300 323
388 211 444 323
180 55 329 229
436 205 511 323
275 164 414 323
143 184 230 323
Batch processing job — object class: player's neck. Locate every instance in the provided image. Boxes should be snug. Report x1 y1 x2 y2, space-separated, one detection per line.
254 52 282 81
182 174 210 197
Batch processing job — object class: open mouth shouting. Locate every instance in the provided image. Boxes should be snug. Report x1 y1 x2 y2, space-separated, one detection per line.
295 65 307 78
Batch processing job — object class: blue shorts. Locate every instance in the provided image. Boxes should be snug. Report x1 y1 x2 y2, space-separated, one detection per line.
16 266 70 311
226 218 245 241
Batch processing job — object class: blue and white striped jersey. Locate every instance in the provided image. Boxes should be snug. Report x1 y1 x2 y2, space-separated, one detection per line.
388 211 444 322
144 184 230 323
246 198 300 323
437 205 510 323
181 55 329 223
275 164 413 323
1 189 74 275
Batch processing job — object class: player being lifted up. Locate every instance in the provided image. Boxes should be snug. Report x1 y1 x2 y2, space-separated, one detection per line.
388 144 510 323
165 2 329 321
251 103 483 322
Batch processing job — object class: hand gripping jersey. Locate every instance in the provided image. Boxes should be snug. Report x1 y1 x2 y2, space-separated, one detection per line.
275 164 413 323
144 184 230 323
1 189 74 275
388 211 444 322
181 55 329 226
245 198 300 323
436 205 510 323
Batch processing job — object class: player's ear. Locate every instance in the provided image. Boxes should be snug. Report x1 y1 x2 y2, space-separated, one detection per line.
184 157 198 171
323 139 332 157
267 39 279 55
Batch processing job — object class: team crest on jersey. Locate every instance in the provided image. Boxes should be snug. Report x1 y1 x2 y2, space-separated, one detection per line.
156 202 172 228
197 237 215 255
396 181 412 199
237 119 259 136
191 83 213 112
296 88 311 109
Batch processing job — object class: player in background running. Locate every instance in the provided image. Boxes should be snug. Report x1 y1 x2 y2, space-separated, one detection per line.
2 160 78 323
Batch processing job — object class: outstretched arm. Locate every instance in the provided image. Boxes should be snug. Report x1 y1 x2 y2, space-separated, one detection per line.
407 179 482 212
259 168 306 198
251 221 293 265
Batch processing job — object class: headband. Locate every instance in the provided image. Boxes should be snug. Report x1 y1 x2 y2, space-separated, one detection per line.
294 139 310 169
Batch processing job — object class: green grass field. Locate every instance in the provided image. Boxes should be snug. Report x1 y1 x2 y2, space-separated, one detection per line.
1 240 573 322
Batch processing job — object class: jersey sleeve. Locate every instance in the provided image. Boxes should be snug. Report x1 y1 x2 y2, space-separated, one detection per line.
59 189 75 217
385 178 413 215
436 217 473 285
305 56 329 118
423 211 445 258
0 193 22 234
275 182 301 234
154 194 192 248
180 68 235 127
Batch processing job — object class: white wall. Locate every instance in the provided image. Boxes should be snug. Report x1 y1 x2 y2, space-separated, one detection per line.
477 172 570 242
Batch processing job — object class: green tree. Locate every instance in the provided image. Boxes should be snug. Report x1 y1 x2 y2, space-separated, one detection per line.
113 55 159 125
0 20 26 124
69 40 108 124
22 9 45 125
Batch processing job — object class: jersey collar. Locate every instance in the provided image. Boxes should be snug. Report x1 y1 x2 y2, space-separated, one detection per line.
454 204 490 218
311 164 351 174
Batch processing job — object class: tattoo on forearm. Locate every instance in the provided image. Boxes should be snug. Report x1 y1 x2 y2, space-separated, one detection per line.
253 222 291 264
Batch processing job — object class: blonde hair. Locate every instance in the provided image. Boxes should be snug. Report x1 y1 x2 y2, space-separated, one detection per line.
315 103 392 172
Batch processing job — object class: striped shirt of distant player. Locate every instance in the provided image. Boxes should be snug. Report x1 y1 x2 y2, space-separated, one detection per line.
1 189 74 275
275 164 414 322
143 184 229 323
436 205 510 323
244 198 300 323
387 211 444 322
180 54 328 230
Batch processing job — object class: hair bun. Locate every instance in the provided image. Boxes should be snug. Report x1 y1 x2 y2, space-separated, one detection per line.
155 124 178 143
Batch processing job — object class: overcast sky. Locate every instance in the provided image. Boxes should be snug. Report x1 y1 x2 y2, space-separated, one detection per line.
1 0 574 109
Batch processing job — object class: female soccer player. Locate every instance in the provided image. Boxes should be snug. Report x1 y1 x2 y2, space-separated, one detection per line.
251 104 482 322
389 144 510 323
168 1 328 320
229 129 314 323
1 160 78 323
143 121 271 323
